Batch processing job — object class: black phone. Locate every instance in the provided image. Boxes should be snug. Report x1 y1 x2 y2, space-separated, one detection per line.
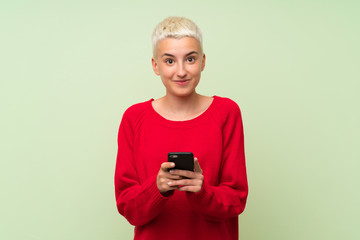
168 152 194 171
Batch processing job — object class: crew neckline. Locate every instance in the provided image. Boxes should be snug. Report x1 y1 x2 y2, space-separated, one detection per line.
149 95 218 127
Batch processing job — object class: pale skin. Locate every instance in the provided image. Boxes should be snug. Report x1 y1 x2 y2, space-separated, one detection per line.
152 37 211 194
157 158 204 194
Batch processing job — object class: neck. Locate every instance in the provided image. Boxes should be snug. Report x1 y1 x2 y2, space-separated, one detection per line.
163 92 201 115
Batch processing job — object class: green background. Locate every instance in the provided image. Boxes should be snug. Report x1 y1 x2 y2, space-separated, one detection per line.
1 0 359 239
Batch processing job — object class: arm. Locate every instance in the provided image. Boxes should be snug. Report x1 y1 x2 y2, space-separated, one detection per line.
114 110 170 226
186 103 248 221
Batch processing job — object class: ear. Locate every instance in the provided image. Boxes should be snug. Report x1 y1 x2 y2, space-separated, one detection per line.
201 53 206 71
152 57 160 76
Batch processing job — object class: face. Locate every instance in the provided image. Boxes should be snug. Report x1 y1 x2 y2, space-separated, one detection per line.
152 37 206 98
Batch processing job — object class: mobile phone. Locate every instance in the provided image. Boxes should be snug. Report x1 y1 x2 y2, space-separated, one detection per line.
168 152 194 171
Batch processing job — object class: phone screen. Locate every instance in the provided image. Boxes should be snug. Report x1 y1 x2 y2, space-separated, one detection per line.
168 152 194 171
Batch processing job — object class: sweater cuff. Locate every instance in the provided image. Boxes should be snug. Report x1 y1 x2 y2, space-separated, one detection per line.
186 180 211 204
143 175 173 206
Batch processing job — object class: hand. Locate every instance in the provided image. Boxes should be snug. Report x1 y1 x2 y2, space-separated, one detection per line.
168 157 204 193
156 162 184 194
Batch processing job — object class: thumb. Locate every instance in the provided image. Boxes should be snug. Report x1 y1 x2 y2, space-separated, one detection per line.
194 157 202 173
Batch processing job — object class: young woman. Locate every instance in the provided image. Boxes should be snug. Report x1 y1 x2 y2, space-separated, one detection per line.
115 16 248 240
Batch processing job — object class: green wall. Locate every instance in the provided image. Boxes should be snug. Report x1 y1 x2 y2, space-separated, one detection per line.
1 0 359 239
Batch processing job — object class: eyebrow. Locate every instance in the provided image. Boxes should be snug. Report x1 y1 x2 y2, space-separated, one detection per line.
161 51 199 58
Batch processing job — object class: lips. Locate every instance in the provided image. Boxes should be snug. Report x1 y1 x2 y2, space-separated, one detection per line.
173 79 190 85
174 80 190 86
174 79 190 82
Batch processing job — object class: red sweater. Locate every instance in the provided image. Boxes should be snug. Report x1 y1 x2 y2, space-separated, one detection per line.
114 96 248 240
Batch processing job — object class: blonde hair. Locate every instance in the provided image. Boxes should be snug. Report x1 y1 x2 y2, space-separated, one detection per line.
152 16 203 58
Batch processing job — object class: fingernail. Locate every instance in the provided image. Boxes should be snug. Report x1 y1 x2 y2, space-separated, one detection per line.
170 163 175 167
169 170 174 173
168 182 172 186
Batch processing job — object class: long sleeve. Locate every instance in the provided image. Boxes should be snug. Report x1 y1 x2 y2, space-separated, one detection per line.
114 109 169 226
186 101 248 221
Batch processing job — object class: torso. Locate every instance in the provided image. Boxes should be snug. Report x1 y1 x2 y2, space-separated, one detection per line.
120 95 244 240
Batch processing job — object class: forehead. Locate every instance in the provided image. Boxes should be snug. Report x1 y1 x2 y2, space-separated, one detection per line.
156 37 201 57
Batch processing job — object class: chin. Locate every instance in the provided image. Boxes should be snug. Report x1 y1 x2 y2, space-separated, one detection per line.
172 90 196 98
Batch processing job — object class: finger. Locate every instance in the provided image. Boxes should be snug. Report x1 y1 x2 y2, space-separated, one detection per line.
160 162 175 171
169 169 197 179
169 178 202 187
194 157 202 173
170 168 204 180
177 185 201 193
160 184 178 193
163 172 184 180
157 177 178 193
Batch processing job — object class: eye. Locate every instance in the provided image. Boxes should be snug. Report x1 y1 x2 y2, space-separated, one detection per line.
165 59 174 64
187 57 195 63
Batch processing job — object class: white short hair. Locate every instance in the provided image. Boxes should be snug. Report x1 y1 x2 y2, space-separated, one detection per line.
152 16 203 58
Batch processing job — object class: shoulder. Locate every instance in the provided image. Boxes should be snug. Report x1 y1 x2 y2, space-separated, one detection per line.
210 96 243 127
213 96 242 115
121 99 153 124
124 99 151 115
211 96 244 132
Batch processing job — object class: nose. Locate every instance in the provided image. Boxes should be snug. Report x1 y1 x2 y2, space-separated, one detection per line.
176 62 187 79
